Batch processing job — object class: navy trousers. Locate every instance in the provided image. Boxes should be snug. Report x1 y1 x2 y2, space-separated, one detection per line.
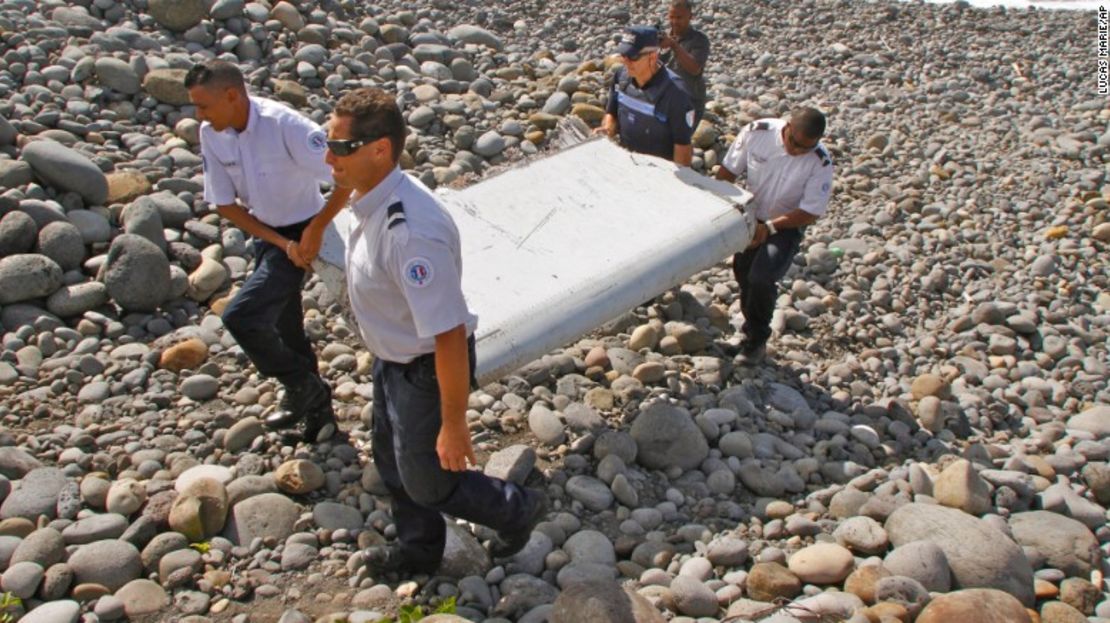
370 338 532 568
222 219 318 386
732 228 804 345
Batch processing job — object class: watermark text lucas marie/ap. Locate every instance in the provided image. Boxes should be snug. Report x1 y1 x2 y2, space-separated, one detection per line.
1099 6 1108 95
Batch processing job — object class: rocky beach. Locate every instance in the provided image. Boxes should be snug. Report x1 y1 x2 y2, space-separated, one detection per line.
0 0 1107 622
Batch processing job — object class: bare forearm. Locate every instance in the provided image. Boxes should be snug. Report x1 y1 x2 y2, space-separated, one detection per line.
295 186 352 265
217 204 287 248
434 324 470 429
673 144 692 167
309 185 353 231
671 43 703 76
602 113 618 136
716 166 737 182
769 209 819 230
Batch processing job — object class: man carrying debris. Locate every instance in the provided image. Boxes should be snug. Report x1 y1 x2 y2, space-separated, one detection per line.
660 0 711 127
716 107 835 365
319 87 548 576
598 26 696 166
187 60 350 442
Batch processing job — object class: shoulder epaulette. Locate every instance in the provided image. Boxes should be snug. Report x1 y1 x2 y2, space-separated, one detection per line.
814 146 831 167
751 121 771 131
386 202 406 229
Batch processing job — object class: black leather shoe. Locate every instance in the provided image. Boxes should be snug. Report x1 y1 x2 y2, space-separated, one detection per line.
735 341 767 366
363 544 439 576
489 489 550 559
264 374 326 430
303 413 338 443
718 338 743 358
302 375 338 443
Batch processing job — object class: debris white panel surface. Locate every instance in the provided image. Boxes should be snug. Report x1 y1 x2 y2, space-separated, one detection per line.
317 139 754 384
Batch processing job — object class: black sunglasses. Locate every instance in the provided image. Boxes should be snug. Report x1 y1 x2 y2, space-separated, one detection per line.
327 133 386 157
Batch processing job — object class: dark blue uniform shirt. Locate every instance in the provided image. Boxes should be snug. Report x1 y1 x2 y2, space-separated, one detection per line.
606 65 695 162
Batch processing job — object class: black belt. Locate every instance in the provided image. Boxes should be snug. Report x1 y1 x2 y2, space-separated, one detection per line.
270 217 314 238
389 334 478 389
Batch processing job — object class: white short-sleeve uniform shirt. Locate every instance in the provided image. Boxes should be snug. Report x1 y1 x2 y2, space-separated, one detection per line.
200 96 333 227
721 118 835 222
345 166 478 364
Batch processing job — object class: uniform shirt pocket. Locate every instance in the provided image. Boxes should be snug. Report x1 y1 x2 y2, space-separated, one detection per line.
256 152 291 180
747 154 764 181
256 152 300 210
348 253 387 301
220 162 245 196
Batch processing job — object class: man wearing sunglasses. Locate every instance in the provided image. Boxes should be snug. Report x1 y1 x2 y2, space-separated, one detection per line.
597 26 695 166
186 60 351 442
716 108 834 365
315 88 548 577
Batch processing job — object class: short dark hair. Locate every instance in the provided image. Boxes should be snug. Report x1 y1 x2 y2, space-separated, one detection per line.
792 107 827 140
670 0 694 12
184 60 245 92
334 88 406 164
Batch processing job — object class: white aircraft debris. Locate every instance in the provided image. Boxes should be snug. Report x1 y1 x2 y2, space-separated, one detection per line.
316 138 755 384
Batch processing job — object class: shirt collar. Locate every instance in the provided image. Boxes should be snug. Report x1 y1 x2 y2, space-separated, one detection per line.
629 65 668 90
351 166 405 219
217 96 259 137
243 96 260 134
645 66 668 90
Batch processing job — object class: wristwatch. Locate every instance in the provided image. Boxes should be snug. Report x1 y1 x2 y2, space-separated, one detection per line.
763 220 778 236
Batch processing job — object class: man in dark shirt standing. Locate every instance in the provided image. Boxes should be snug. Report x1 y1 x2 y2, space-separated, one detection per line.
598 26 695 166
660 0 710 127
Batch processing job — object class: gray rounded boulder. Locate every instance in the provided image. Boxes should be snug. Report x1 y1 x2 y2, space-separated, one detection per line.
0 254 63 304
148 0 207 31
0 304 62 332
66 539 142 592
1066 405 1110 438
0 160 33 189
20 140 108 206
210 0 245 20
0 468 68 521
1009 510 1099 577
94 57 141 95
142 69 191 106
550 579 665 623
0 211 37 257
883 539 952 593
15 200 66 229
47 282 109 318
36 221 86 271
447 24 503 50
10 527 65 568
885 502 1034 606
139 192 193 229
630 403 709 471
66 210 112 244
223 493 298 546
18 600 80 623
0 115 16 145
473 131 506 158
122 199 166 251
101 234 170 312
